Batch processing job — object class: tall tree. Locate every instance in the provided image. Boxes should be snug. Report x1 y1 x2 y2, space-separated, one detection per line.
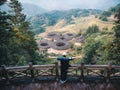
0 0 40 66
107 9 120 64
0 0 13 65
85 24 99 36
82 39 101 64
8 0 39 65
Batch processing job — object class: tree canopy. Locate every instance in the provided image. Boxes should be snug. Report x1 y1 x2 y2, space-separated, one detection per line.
0 0 40 66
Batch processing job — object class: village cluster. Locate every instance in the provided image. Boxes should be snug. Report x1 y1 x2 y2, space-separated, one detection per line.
38 32 85 55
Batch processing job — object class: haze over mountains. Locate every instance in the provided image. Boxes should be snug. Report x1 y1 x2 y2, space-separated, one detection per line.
27 3 119 36
0 3 47 17
21 1 120 17
1 0 120 17
22 3 47 17
19 0 120 11
1 0 120 35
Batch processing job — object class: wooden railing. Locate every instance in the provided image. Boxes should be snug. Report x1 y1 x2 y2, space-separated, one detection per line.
0 62 120 84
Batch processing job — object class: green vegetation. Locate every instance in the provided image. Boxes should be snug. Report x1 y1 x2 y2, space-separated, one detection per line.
106 9 120 64
32 27 45 34
75 5 120 65
99 15 108 21
81 18 120 65
99 4 120 21
0 0 52 66
85 24 99 35
82 41 101 64
29 4 120 34
0 0 120 66
28 9 101 34
109 4 120 13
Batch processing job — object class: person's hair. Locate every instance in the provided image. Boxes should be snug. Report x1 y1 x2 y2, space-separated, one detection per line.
63 55 66 57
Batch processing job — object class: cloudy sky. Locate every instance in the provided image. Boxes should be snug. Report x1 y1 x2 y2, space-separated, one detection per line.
19 0 120 11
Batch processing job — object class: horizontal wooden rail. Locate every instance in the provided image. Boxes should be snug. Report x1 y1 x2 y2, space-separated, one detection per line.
0 62 120 84
0 64 120 71
71 64 120 68
5 64 56 71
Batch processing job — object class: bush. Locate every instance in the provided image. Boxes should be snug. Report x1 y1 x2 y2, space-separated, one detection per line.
99 15 108 21
86 24 99 35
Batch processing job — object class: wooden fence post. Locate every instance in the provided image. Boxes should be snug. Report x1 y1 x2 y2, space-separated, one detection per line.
29 62 35 81
106 62 112 82
80 62 84 82
1 65 9 84
55 62 59 81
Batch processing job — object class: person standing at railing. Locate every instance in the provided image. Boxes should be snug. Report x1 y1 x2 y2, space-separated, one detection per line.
48 52 81 84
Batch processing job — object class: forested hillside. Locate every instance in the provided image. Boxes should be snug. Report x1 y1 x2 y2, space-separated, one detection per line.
28 4 120 35
99 4 120 21
28 9 101 34
0 0 52 66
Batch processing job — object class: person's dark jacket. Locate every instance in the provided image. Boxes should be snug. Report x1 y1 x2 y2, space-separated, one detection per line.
57 57 72 69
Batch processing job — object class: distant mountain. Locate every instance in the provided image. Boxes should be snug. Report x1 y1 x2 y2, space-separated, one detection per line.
99 4 120 21
28 9 102 26
28 9 102 34
0 3 47 17
29 3 120 35
19 0 120 11
22 3 47 17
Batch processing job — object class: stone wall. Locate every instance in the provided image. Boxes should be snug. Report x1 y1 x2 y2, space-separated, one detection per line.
1 82 119 90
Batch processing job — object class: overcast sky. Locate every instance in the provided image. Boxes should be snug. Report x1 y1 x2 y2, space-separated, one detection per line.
19 0 120 11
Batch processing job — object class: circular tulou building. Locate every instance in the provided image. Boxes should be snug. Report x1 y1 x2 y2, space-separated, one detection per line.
39 39 51 51
47 40 72 54
45 32 60 41
74 35 85 46
54 35 67 41
63 33 76 41
39 32 77 54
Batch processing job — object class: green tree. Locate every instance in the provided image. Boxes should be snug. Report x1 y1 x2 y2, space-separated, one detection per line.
99 15 108 21
107 9 120 64
8 0 39 65
0 0 13 65
86 24 99 36
101 11 112 17
16 56 27 66
82 37 101 64
0 0 54 66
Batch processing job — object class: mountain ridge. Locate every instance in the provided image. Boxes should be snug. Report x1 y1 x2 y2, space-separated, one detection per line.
0 3 47 17
22 3 47 17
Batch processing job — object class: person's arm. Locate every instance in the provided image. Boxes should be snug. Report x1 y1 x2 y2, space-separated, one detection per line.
71 55 82 59
48 56 57 59
48 56 62 61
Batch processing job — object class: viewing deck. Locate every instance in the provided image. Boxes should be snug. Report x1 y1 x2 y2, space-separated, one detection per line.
0 62 120 90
